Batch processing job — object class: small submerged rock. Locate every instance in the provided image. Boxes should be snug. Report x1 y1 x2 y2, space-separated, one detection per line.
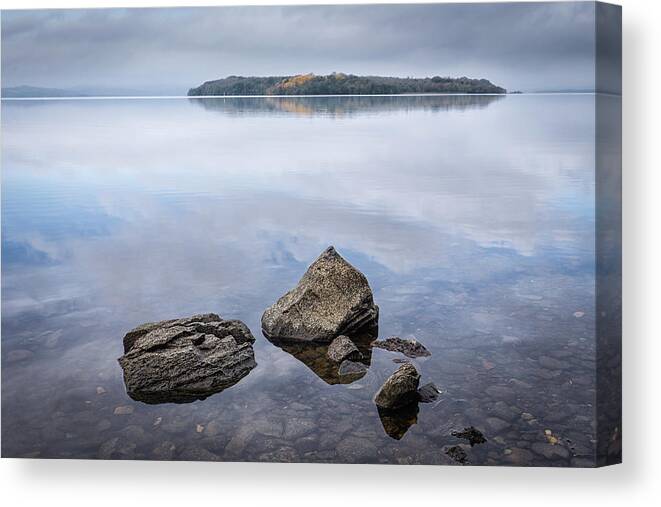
482 359 496 370
98 437 136 460
544 429 560 445
261 246 379 342
417 382 441 403
113 405 134 415
336 435 378 463
538 355 564 370
445 445 469 464
96 419 112 432
531 442 570 460
151 441 177 461
374 363 420 410
451 426 487 446
371 336 430 358
284 417 317 440
505 447 534 465
178 446 221 462
486 417 511 433
327 335 362 363
118 313 257 404
257 446 300 463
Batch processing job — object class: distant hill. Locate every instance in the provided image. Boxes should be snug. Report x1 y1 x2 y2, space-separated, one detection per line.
188 73 507 96
1 85 86 98
1 85 161 98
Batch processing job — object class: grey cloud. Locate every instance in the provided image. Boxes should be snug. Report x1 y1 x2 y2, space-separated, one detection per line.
1 3 597 93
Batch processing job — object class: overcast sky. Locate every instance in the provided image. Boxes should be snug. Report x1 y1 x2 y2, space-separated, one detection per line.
1 2 600 94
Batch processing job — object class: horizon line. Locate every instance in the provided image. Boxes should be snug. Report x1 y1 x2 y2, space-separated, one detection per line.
1 92 615 101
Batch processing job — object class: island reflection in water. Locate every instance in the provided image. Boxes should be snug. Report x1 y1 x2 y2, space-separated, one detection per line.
191 94 504 117
2 94 607 465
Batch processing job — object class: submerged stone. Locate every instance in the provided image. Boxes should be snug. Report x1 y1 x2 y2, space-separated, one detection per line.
505 447 534 465
261 246 379 342
417 382 441 403
451 426 487 446
445 445 469 464
336 435 378 463
98 437 136 460
486 417 511 433
118 313 256 404
374 362 420 409
538 355 564 370
283 417 317 440
531 442 570 460
151 441 177 461
178 446 221 462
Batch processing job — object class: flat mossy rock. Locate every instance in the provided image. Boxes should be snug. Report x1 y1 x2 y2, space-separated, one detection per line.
261 246 378 342
118 313 256 404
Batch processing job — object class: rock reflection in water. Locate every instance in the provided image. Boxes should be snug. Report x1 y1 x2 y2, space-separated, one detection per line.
191 94 504 118
122 380 254 405
377 404 419 440
264 330 376 385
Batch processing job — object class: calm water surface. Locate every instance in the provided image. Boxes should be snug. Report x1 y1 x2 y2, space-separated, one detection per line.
2 95 598 465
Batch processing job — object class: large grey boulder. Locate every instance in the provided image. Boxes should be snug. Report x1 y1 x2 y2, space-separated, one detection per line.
374 362 421 409
261 246 378 342
118 313 256 404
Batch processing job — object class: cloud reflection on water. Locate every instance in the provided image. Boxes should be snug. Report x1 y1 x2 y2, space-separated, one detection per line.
2 95 596 333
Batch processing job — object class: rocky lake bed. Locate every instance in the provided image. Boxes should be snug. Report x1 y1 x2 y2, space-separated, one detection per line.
4 243 598 466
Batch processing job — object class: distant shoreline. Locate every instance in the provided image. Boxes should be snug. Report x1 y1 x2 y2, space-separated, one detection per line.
1 92 612 101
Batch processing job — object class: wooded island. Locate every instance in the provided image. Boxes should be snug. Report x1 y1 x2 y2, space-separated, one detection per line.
188 73 507 96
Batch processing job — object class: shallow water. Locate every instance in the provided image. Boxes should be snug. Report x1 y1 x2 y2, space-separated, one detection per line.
2 94 600 465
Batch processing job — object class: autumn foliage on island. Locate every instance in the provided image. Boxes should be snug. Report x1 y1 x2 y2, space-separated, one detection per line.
188 72 506 96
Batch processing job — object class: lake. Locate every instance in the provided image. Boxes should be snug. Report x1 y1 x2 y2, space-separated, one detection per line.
2 94 601 465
